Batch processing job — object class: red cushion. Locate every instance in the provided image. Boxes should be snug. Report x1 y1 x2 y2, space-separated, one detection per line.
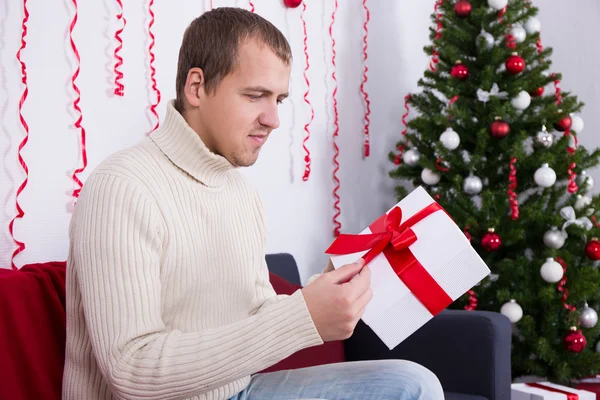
0 261 67 400
259 272 346 373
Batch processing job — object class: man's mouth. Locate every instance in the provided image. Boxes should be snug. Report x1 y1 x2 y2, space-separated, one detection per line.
249 134 267 145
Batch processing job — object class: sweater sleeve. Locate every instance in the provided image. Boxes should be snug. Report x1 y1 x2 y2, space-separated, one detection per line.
71 173 323 400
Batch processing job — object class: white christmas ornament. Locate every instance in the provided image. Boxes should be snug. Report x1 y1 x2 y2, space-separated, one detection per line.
575 195 592 211
477 30 495 49
463 175 483 195
421 168 441 185
570 114 584 134
580 303 598 329
500 299 523 323
543 227 565 249
440 128 460 150
403 149 420 166
524 17 541 34
488 0 508 11
511 91 531 110
510 25 527 43
540 258 564 283
534 163 556 188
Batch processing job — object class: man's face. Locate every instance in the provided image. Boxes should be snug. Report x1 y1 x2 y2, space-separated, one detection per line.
194 39 290 167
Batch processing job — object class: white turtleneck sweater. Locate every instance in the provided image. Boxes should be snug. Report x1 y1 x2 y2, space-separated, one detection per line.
62 101 323 400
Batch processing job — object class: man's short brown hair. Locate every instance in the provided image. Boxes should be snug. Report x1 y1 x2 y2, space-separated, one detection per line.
175 7 292 111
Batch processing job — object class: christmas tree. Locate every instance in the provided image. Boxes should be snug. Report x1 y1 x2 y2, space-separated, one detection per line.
389 0 600 383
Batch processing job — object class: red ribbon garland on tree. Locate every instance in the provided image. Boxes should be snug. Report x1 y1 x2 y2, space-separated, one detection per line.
249 1 255 12
555 256 577 314
301 1 314 181
69 0 88 200
429 0 444 72
508 157 519 220
113 0 125 96
147 0 161 134
360 0 371 157
330 0 341 237
9 0 31 271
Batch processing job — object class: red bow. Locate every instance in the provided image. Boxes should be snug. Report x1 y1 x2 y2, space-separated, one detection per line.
326 202 453 316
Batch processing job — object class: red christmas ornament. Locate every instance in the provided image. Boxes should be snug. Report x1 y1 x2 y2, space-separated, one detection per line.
530 87 544 97
505 53 525 75
284 0 302 7
490 118 510 139
585 238 600 260
454 0 472 18
481 228 502 252
554 114 572 132
564 327 587 353
451 61 469 80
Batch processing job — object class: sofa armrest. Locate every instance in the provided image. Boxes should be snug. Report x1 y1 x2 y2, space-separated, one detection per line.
344 310 512 400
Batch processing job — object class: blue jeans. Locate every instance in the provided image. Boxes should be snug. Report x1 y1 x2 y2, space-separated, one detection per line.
230 359 444 400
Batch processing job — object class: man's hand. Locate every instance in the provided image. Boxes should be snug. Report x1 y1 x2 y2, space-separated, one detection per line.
301 259 373 342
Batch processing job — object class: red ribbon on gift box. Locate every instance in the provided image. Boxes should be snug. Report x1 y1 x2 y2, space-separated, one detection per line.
526 383 579 400
325 202 453 316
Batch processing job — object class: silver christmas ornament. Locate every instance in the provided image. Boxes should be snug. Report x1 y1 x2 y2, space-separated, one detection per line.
463 175 483 195
543 227 565 249
477 30 495 50
580 303 598 329
577 170 595 191
575 195 592 211
403 148 420 166
535 126 554 148
488 0 508 11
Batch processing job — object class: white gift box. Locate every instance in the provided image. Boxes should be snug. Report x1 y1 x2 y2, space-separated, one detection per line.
328 186 490 349
512 382 596 400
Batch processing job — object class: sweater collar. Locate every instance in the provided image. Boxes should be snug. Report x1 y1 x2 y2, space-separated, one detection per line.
150 100 234 187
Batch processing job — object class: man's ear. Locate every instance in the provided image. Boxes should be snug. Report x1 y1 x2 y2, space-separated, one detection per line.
184 67 205 108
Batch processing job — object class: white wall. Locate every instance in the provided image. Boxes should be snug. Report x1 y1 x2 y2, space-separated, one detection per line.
1 0 599 284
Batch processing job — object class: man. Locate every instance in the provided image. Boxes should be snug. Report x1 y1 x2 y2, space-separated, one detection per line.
63 7 444 400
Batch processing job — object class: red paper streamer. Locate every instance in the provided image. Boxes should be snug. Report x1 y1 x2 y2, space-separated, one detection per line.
551 73 578 190
593 216 600 228
360 0 371 157
113 0 125 96
556 257 577 314
69 0 88 200
464 289 478 311
330 0 341 236
301 2 313 182
147 0 161 134
508 157 519 220
249 1 255 12
9 0 30 271
210 0 213 10
551 73 563 105
429 0 444 72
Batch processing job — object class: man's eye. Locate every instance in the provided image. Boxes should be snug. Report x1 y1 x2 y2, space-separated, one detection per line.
277 98 284 105
247 94 261 101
